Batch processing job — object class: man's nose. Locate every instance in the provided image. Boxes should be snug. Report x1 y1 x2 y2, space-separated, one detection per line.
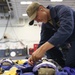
37 20 40 22
36 18 41 22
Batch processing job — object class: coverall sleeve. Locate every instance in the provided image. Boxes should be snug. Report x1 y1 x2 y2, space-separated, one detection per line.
48 6 74 47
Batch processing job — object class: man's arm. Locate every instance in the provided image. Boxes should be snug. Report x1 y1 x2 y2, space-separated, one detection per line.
38 41 54 52
48 5 74 47
28 41 54 65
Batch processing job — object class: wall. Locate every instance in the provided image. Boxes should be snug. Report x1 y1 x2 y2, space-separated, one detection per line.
0 21 41 49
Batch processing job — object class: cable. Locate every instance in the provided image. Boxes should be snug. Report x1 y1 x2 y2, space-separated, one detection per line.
0 13 10 41
9 23 25 46
0 0 25 47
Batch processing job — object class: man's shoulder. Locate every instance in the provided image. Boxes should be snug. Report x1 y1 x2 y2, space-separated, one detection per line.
48 5 66 8
47 5 70 12
54 5 74 11
54 5 69 10
53 5 75 14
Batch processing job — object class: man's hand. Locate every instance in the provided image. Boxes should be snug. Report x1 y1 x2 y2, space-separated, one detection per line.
28 48 45 65
28 42 54 65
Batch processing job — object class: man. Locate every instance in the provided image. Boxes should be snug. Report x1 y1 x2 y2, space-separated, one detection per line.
26 2 75 67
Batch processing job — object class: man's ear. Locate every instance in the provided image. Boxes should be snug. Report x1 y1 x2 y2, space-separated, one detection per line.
40 8 42 10
39 5 44 11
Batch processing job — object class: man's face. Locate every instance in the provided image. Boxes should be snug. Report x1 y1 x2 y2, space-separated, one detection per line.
34 6 48 24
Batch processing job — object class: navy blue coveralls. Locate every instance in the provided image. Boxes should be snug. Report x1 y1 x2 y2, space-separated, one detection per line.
38 5 75 67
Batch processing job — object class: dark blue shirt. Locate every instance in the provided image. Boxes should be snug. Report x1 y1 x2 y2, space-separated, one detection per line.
38 5 75 47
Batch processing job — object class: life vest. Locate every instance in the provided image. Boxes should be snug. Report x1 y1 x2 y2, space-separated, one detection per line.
16 59 60 75
0 58 14 70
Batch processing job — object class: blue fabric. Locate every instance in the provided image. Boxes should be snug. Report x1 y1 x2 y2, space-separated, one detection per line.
56 67 75 75
1 65 12 70
55 71 68 75
0 59 14 70
17 70 34 75
63 67 75 75
20 73 34 75
16 62 34 73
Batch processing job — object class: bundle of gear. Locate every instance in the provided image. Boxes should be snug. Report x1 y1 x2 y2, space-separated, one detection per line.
0 58 75 75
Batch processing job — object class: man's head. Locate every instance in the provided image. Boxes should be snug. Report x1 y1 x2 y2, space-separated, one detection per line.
26 2 50 25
